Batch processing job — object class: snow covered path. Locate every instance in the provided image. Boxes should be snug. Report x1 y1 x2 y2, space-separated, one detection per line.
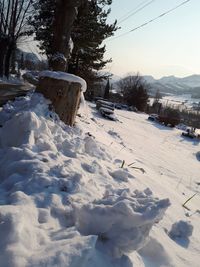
0 95 199 267
79 103 200 267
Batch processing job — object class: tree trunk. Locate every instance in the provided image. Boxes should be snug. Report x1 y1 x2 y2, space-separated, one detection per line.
0 38 8 77
11 46 17 74
4 47 12 79
4 39 15 79
51 0 80 70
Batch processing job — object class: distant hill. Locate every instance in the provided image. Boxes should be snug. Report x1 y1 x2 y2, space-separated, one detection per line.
143 75 200 98
110 73 200 98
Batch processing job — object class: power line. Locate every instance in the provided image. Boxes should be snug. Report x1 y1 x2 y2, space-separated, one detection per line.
108 0 191 42
118 0 157 25
118 0 155 22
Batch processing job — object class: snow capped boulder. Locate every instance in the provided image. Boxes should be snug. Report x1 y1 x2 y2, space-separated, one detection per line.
75 188 170 258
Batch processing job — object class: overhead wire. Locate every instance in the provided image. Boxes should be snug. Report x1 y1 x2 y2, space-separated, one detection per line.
118 0 157 25
117 0 155 22
108 0 191 42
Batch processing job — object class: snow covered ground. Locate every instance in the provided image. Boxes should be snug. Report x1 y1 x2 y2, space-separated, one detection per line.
0 93 199 267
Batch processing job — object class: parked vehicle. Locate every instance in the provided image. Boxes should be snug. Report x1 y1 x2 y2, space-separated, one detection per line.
148 114 159 122
182 128 200 139
99 107 117 121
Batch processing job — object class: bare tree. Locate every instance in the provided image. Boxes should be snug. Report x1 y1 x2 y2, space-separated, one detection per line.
152 89 162 114
0 0 33 77
118 73 149 112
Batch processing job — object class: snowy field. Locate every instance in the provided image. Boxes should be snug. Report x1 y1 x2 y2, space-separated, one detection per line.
0 93 199 267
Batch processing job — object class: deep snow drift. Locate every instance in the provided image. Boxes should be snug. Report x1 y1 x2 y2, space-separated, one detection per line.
0 93 199 267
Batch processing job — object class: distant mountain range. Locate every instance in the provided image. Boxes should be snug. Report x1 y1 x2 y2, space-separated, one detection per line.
111 74 200 98
143 75 200 98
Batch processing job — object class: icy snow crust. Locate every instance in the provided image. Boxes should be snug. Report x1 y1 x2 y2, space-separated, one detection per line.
39 71 87 92
0 93 170 267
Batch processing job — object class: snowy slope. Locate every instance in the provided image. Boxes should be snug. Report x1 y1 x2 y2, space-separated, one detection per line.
81 105 200 267
0 94 199 267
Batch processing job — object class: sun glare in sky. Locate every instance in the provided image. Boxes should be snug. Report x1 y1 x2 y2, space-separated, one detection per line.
105 0 200 78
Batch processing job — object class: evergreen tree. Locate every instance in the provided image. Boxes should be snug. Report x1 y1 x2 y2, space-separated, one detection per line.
68 0 118 85
29 0 117 81
29 0 56 57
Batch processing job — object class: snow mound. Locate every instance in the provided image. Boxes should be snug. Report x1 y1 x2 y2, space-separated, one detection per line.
169 220 193 240
0 111 40 147
75 188 170 258
84 136 111 160
109 168 135 182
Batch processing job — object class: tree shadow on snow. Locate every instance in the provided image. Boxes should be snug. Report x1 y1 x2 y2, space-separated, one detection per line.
138 237 172 267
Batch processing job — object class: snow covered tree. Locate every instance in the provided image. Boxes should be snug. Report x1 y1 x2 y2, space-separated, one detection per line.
118 74 149 112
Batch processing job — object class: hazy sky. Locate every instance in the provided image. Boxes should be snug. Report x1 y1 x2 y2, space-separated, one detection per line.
104 0 200 78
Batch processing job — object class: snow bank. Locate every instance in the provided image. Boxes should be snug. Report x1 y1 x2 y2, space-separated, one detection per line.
75 188 170 258
0 93 171 266
39 71 87 92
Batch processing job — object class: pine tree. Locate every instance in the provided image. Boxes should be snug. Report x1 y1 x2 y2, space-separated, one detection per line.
68 0 118 86
29 0 56 57
29 0 117 80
